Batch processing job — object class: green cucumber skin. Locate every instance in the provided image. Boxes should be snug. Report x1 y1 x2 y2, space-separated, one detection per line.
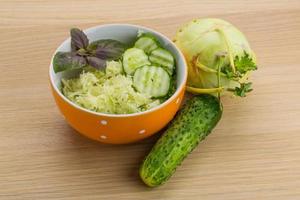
139 95 222 187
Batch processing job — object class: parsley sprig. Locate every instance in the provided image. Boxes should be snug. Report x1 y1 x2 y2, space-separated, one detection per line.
235 52 257 74
221 51 257 97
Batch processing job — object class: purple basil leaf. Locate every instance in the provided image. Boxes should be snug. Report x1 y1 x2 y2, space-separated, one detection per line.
95 46 123 60
86 56 106 70
87 39 126 60
53 52 87 73
70 28 89 52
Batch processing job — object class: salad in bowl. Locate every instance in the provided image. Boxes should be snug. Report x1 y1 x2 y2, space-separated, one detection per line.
54 29 177 114
49 24 187 144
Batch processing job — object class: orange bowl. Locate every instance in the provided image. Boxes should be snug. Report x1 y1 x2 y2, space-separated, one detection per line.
49 24 187 144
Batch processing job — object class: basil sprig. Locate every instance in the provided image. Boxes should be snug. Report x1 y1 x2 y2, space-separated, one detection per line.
53 28 126 73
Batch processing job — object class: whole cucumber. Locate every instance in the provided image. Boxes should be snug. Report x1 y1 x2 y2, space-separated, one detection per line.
139 95 222 187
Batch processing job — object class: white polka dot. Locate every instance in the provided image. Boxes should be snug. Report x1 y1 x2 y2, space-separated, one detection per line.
139 129 146 134
100 135 107 139
176 98 180 104
100 120 107 125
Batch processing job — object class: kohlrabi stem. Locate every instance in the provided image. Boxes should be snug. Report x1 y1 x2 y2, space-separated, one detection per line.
189 56 224 96
194 57 227 77
216 57 222 100
215 28 236 73
186 86 224 94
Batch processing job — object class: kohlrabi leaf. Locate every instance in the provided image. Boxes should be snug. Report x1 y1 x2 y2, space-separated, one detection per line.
70 28 89 52
234 82 253 97
53 52 87 73
234 52 257 74
87 39 126 60
222 66 236 79
86 56 106 70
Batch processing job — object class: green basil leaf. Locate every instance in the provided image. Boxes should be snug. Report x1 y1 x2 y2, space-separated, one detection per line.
53 52 87 73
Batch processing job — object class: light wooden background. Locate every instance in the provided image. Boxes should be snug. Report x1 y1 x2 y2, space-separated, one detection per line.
1 0 300 199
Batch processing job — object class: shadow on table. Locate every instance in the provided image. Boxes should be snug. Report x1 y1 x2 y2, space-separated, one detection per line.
58 123 163 189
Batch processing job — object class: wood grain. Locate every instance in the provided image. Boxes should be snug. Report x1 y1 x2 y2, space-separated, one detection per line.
1 0 300 199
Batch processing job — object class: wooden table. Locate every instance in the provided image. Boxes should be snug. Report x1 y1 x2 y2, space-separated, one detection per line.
1 1 300 199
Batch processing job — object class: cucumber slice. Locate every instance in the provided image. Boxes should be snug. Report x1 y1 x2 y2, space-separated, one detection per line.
123 48 150 75
133 66 170 98
134 36 159 54
149 48 175 75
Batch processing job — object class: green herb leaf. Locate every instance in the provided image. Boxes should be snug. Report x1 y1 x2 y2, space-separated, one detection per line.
222 67 236 79
86 56 106 70
53 52 87 73
234 82 253 97
234 51 257 74
222 51 257 82
87 39 126 60
70 28 89 52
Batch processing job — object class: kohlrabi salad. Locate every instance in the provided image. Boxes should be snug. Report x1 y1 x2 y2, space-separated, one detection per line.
53 28 176 114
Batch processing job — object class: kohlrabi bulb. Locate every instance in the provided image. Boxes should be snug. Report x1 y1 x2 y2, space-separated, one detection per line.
174 18 257 97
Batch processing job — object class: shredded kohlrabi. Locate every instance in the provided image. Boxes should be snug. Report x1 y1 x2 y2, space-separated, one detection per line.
61 60 160 114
